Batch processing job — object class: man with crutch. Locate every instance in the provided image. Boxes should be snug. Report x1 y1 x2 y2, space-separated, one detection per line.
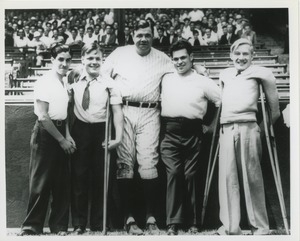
68 42 123 234
217 38 281 235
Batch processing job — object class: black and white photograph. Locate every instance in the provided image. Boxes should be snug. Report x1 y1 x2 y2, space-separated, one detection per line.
1 0 299 240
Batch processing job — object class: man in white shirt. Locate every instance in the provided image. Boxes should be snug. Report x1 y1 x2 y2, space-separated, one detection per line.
202 28 218 45
83 27 97 46
160 39 221 235
14 29 29 48
188 8 205 23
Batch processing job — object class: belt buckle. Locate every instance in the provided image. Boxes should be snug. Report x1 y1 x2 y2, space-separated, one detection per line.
125 100 129 107
56 120 62 126
154 102 159 108
139 102 143 108
148 102 152 108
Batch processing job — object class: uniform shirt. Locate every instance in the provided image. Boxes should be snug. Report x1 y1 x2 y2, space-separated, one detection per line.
71 71 122 123
101 45 174 102
220 65 280 124
34 70 69 120
161 70 221 119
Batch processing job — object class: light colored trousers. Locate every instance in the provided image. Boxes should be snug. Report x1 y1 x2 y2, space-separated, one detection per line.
218 122 270 235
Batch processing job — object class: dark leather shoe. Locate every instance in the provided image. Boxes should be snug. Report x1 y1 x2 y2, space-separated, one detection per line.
73 226 85 235
146 222 160 235
125 222 143 235
56 231 67 236
18 230 38 236
188 225 199 234
167 224 178 235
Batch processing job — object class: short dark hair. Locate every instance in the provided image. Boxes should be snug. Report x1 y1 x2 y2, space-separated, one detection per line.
50 43 72 58
87 26 94 32
169 39 192 57
136 20 150 31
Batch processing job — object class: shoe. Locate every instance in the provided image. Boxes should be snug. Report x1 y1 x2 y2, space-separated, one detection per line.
125 222 144 235
18 230 38 236
73 226 85 235
188 225 199 234
167 224 178 235
146 222 160 235
56 231 67 236
90 226 102 232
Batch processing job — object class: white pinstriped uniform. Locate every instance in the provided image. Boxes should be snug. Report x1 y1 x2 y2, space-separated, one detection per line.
101 45 173 179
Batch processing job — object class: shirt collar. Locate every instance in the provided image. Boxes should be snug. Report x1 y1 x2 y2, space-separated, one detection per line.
79 70 101 83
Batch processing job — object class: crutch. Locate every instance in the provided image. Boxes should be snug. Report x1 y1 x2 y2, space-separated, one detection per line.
201 106 221 226
103 93 112 235
259 84 289 234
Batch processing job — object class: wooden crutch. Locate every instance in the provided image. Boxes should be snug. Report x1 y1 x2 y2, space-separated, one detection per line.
259 84 289 234
103 92 112 235
201 106 221 226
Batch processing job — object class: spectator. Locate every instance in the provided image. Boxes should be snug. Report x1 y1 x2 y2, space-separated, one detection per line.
104 9 114 25
167 26 178 46
58 26 69 42
123 26 134 45
5 26 14 47
14 29 29 48
189 30 205 46
94 24 101 38
114 22 125 46
83 27 97 45
202 27 218 45
99 21 106 39
182 18 193 40
28 31 48 66
153 27 169 47
240 23 257 44
219 24 239 45
49 28 65 46
234 14 243 35
78 26 85 42
65 28 83 47
188 8 205 23
99 25 117 46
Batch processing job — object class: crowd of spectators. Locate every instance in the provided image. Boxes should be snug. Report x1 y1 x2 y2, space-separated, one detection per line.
5 8 257 52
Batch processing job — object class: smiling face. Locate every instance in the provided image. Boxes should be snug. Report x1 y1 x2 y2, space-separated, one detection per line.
172 48 193 76
230 43 253 71
51 52 72 76
81 49 102 78
133 26 153 56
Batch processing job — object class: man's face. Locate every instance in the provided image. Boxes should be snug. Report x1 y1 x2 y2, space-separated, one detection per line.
124 27 130 36
106 26 112 34
244 26 251 34
172 48 193 75
227 25 233 33
87 29 93 36
79 28 85 35
81 49 102 78
51 51 72 76
18 30 24 37
205 29 211 37
133 27 153 56
158 29 164 37
230 44 253 71
71 30 77 38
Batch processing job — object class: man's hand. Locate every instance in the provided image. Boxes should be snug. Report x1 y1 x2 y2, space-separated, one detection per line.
203 124 214 134
59 138 76 155
102 139 121 150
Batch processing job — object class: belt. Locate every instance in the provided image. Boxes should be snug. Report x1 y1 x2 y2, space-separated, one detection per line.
52 119 66 127
162 116 203 124
123 100 159 108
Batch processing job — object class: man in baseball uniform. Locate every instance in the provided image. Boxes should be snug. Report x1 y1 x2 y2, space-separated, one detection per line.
101 20 174 235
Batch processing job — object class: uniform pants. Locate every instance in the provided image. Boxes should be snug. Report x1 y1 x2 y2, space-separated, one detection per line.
160 117 203 226
71 118 105 229
218 122 269 235
21 120 70 234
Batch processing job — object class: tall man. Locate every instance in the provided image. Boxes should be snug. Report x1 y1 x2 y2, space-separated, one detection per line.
69 43 123 234
19 44 75 236
101 20 174 235
217 39 280 235
160 40 221 235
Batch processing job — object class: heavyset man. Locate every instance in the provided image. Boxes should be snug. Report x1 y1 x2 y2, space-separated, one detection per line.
69 42 123 234
101 20 174 235
160 40 221 235
217 39 280 235
19 44 75 236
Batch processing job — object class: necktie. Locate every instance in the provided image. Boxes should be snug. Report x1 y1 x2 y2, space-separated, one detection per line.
194 38 200 46
227 34 231 44
82 80 92 110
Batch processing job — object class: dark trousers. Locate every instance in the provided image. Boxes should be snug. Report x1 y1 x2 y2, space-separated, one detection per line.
160 117 203 226
21 120 70 234
71 118 105 229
